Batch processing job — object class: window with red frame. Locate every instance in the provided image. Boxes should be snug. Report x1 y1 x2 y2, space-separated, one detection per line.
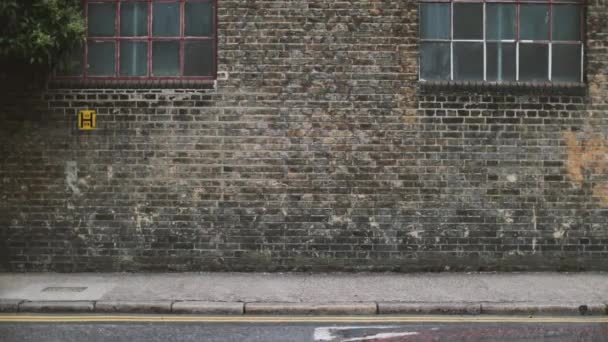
419 0 584 83
57 0 217 80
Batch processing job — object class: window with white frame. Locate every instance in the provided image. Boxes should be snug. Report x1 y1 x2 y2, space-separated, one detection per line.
419 0 584 83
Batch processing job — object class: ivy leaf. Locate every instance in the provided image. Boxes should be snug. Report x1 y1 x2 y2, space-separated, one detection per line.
0 0 85 66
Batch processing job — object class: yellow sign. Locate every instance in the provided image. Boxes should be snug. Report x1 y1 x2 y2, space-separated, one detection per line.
78 110 97 130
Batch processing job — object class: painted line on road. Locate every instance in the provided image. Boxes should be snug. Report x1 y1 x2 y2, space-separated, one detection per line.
0 315 607 323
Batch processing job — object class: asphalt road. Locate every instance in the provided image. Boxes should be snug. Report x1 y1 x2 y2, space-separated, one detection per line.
1 316 607 342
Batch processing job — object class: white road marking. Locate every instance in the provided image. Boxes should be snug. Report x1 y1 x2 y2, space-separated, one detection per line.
343 332 419 342
313 327 334 341
314 326 413 342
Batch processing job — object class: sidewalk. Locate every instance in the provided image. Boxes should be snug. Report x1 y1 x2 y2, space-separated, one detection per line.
1 272 607 316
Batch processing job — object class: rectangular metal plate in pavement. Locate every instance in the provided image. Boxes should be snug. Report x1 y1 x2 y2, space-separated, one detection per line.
42 287 88 293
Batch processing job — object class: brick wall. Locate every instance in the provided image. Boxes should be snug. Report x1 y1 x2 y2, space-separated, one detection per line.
0 0 607 272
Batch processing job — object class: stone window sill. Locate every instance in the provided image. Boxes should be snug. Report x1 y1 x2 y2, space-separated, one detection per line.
48 78 217 90
419 80 586 96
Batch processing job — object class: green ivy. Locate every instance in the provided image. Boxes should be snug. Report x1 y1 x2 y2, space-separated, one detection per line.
0 0 85 65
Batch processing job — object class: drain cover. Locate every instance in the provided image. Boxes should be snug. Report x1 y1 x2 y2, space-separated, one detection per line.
42 287 88 293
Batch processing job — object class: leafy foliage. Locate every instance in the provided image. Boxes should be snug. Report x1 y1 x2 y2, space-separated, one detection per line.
0 0 85 65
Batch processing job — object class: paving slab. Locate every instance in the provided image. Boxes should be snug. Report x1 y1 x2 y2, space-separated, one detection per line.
19 301 94 313
481 303 608 316
245 302 377 315
0 279 114 301
0 300 22 312
95 301 172 313
172 301 244 314
378 302 481 315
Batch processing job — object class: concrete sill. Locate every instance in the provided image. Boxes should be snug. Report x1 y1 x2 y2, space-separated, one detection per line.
48 78 217 90
419 80 586 96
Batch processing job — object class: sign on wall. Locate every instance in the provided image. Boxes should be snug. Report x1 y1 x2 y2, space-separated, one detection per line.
78 110 97 130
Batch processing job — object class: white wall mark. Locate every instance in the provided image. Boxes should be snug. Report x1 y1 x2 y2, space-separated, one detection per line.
65 161 80 195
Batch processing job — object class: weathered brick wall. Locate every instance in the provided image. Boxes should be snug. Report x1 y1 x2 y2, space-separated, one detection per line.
0 0 607 272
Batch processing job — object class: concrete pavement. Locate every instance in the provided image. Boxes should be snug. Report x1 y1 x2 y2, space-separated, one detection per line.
0 272 607 315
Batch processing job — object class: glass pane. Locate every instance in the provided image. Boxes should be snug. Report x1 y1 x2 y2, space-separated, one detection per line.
552 5 581 41
454 3 483 39
519 43 548 82
486 4 516 40
88 3 116 37
520 5 549 40
121 2 148 37
420 42 450 81
185 1 213 36
153 41 180 76
153 2 180 37
419 3 450 39
120 41 148 76
487 43 516 82
56 46 84 76
552 44 581 82
184 41 214 76
453 42 483 81
88 41 115 76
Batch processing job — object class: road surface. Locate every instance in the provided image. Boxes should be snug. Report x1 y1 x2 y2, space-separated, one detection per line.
0 315 607 341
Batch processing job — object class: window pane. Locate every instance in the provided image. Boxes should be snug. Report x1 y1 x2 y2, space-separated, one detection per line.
184 41 214 76
121 2 148 37
486 4 516 40
153 2 180 37
88 3 116 37
454 3 483 39
552 5 581 41
88 41 115 76
520 5 549 40
420 43 450 81
153 41 180 76
420 3 450 40
552 44 581 82
185 1 213 36
453 42 483 81
57 46 84 76
487 43 516 82
120 41 148 76
519 43 548 82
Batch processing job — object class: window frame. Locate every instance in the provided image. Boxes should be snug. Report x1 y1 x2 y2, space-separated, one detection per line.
418 0 585 84
55 0 218 81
